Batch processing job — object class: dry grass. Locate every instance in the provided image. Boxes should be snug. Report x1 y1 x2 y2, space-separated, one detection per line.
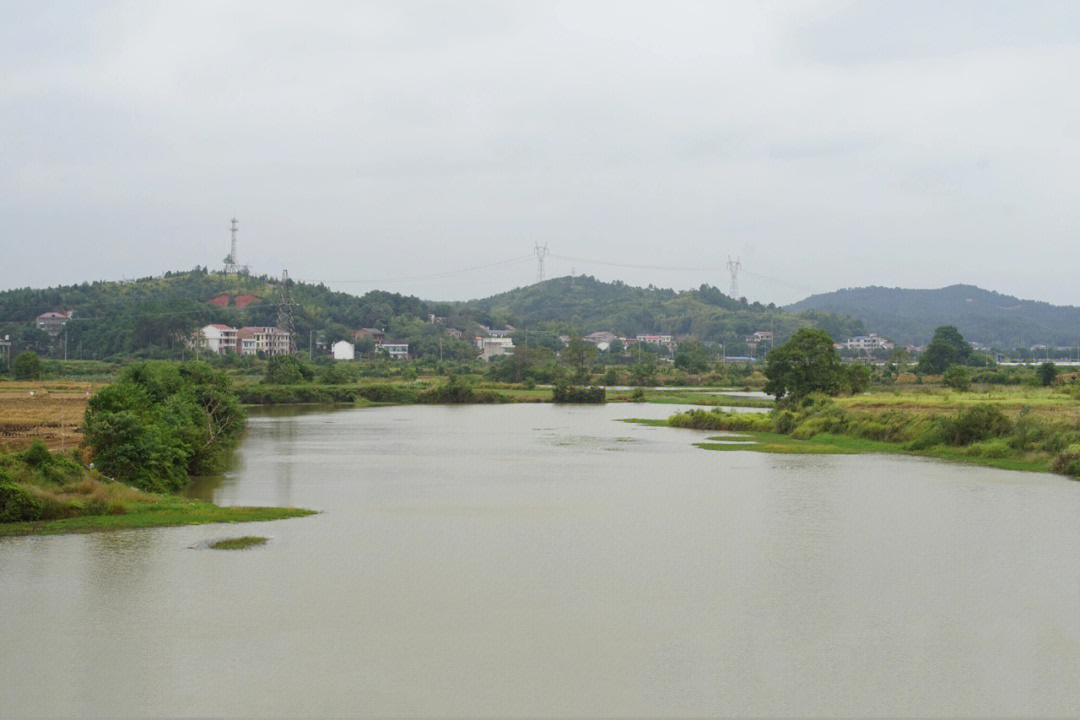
0 381 106 451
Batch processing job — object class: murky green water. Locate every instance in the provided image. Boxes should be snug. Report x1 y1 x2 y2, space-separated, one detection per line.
3 403 1079 716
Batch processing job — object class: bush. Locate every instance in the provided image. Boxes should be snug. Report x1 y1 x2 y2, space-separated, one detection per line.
942 365 971 392
263 355 314 385
12 351 42 380
0 480 45 523
551 381 606 404
944 405 1012 446
83 361 246 492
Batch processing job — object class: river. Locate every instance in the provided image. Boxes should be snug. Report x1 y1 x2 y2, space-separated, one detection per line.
2 403 1079 716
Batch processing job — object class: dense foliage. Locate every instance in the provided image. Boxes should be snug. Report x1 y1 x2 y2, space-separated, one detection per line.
83 361 246 491
764 329 844 401
12 351 42 380
918 326 972 374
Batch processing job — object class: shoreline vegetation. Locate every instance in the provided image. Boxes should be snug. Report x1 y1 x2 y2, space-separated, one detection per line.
656 388 1080 479
1 361 317 538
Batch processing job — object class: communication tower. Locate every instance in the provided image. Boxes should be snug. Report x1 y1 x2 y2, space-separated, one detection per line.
276 269 297 354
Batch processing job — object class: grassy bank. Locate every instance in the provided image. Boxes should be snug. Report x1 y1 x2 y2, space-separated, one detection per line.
0 497 314 537
663 388 1080 478
0 440 314 537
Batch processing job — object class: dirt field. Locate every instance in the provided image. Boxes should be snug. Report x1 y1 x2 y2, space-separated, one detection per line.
0 381 105 451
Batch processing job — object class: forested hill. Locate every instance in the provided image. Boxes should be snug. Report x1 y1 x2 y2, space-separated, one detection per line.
0 268 469 360
786 284 1080 347
461 275 863 344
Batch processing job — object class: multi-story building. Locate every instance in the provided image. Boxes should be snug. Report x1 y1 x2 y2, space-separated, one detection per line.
36 311 72 337
377 341 409 360
237 326 292 356
476 336 514 361
846 333 893 351
636 334 677 351
196 324 239 354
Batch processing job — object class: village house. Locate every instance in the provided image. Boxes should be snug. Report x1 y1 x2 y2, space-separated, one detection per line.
237 326 292 356
377 341 409 360
353 328 386 344
331 340 355 361
584 331 618 351
636 334 677 351
196 324 238 354
35 311 72 337
476 336 514 361
846 333 894 351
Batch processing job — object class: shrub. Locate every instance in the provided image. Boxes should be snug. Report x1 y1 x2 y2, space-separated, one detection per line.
0 481 45 523
942 365 971 392
12 351 42 380
264 355 312 385
944 405 1012 446
551 381 606 404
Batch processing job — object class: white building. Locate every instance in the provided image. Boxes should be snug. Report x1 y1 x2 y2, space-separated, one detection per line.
331 340 355 361
846 333 893 351
196 324 238 354
377 341 409 360
476 336 514 361
237 326 292 356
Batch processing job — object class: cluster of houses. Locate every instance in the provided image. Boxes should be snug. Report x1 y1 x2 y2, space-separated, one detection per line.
196 324 292 356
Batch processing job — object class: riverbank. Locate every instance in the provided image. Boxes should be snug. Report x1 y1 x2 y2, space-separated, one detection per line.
657 388 1080 479
0 441 314 538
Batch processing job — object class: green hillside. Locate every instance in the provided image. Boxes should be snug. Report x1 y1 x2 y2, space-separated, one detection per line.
463 275 863 347
786 284 1080 348
0 268 475 361
1 270 865 362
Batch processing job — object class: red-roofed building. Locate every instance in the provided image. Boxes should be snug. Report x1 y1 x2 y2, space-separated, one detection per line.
36 311 72 337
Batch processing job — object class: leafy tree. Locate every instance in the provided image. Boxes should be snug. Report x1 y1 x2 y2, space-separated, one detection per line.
12 351 42 380
563 336 597 381
845 362 872 394
942 365 971 392
630 356 658 386
1038 361 1058 387
83 361 246 491
917 326 972 375
264 355 312 385
764 328 843 401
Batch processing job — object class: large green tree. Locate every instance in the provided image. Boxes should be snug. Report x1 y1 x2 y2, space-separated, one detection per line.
764 328 844 401
12 351 42 380
918 326 972 375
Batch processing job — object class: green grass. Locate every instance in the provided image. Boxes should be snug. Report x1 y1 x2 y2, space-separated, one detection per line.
209 535 268 550
688 429 1054 473
0 495 316 537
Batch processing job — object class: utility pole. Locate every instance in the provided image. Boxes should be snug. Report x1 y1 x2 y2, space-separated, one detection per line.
309 330 313 360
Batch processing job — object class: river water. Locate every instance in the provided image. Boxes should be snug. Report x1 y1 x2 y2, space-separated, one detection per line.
2 403 1079 716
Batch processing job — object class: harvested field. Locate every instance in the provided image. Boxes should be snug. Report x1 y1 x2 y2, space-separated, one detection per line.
0 381 105 451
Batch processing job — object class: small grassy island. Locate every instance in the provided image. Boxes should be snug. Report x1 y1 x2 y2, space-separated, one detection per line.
0 361 314 538
208 535 269 550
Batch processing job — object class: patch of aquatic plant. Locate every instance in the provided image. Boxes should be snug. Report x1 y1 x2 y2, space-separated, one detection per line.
209 535 268 550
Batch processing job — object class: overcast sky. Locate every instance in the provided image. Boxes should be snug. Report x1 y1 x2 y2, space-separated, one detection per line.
3 1 1080 304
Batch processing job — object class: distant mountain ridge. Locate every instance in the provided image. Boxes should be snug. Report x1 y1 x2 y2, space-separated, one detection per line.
462 275 864 344
786 284 1080 347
